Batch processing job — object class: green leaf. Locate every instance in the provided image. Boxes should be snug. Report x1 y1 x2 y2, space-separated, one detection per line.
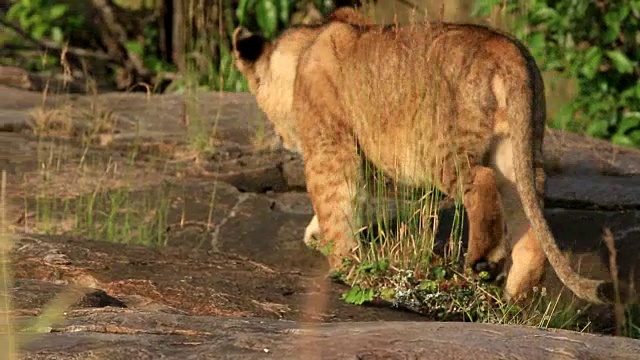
552 105 575 130
236 0 249 24
618 112 640 134
225 71 240 92
341 286 374 305
31 23 48 40
124 41 144 56
580 47 603 79
6 3 22 21
632 1 640 16
471 0 502 17
256 0 279 39
586 119 609 138
526 32 545 50
611 133 635 147
51 26 64 44
235 78 248 92
606 51 635 74
479 271 492 280
417 280 438 293
19 11 32 29
629 129 640 145
620 85 640 102
376 259 389 273
278 0 292 24
379 288 396 301
530 6 559 23
604 6 630 33
430 266 447 280
544 59 564 72
602 28 619 44
49 4 68 20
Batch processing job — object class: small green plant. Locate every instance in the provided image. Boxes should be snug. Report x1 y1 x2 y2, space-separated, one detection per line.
76 187 171 247
26 120 170 247
474 0 640 148
30 183 171 247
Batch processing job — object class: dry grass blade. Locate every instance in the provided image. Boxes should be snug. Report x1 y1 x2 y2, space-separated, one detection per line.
27 105 77 139
0 170 17 359
20 286 89 337
603 227 626 336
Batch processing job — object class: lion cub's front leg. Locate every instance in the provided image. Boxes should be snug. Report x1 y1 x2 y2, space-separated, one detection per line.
301 138 364 270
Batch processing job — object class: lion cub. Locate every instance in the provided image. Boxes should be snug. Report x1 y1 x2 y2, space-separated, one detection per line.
232 7 623 304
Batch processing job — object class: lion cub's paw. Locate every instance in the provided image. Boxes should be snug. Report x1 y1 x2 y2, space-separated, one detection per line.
471 258 505 283
303 215 322 248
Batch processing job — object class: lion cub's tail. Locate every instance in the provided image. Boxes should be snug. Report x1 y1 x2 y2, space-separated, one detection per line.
501 40 624 305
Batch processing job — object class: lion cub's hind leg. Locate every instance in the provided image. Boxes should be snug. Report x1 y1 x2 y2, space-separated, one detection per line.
425 153 506 280
490 137 546 301
462 166 507 280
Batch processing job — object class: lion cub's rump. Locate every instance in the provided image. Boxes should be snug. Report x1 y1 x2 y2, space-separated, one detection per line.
232 8 623 304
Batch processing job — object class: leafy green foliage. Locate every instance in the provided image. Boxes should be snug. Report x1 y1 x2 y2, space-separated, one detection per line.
3 0 341 92
341 285 375 305
236 0 335 39
170 0 337 91
474 0 640 147
6 0 84 44
4 0 86 72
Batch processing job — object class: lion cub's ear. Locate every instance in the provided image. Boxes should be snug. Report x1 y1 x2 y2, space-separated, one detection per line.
232 27 266 63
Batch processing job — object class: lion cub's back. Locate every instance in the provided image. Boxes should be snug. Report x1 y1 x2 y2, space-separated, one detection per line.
293 22 525 185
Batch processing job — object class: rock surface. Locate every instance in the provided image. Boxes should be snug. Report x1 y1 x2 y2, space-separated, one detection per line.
1 83 640 357
17 310 640 359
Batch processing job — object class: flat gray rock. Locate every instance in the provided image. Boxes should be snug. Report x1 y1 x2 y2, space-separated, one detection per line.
547 175 640 209
17 310 640 359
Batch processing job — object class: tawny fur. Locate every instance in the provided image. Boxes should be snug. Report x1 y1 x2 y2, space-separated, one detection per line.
232 7 626 304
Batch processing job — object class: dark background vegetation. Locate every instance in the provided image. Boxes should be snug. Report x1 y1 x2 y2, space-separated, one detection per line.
0 0 639 147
